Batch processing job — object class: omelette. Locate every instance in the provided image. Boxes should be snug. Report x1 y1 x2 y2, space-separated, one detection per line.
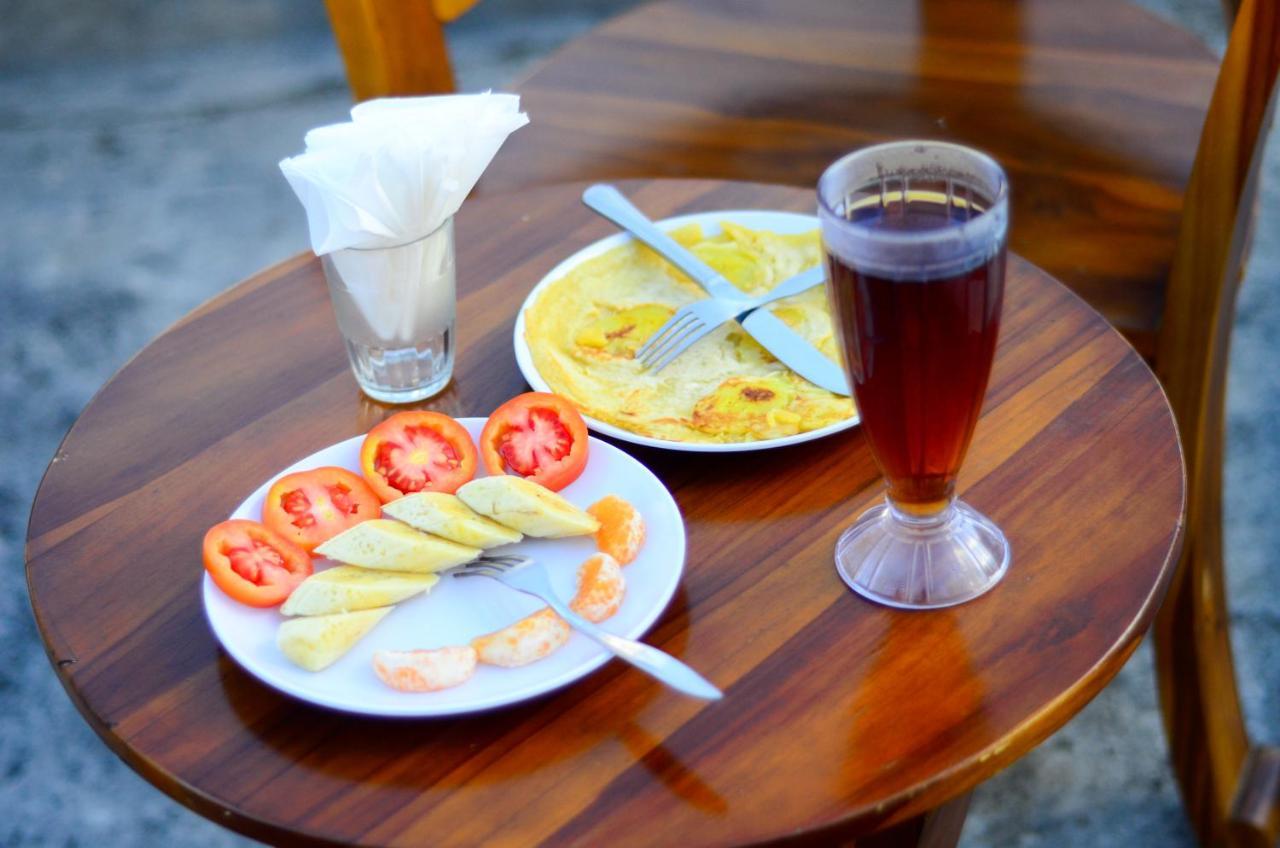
524 221 856 443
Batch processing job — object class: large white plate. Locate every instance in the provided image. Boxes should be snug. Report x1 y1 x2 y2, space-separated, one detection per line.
202 418 685 717
512 209 860 453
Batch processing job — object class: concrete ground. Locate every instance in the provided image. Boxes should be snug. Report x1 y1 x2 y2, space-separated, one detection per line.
2 1 1274 845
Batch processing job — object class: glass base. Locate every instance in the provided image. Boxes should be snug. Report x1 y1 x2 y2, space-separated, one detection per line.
835 498 1010 609
344 332 452 404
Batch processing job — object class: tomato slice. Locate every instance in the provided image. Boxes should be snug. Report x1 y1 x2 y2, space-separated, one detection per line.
262 466 382 552
360 411 478 502
203 519 313 607
480 392 590 491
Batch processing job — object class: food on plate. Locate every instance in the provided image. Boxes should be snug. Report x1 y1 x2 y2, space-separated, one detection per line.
479 392 589 491
315 519 480 573
457 476 599 538
586 495 646 565
280 566 440 616
373 646 478 692
523 221 855 442
574 304 673 357
381 492 522 548
570 553 625 623
262 466 382 553
690 374 802 436
360 411 478 502
277 606 391 671
203 519 313 607
472 607 571 668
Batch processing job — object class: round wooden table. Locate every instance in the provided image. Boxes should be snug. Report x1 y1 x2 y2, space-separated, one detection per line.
26 180 1185 847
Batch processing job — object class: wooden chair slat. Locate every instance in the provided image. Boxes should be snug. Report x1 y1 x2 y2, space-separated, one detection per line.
1153 0 1280 844
323 0 456 101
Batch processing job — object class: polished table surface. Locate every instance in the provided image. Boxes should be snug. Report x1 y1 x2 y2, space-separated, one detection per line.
26 179 1185 846
484 0 1219 358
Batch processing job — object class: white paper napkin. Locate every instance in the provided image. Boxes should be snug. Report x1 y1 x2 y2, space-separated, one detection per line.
279 92 528 255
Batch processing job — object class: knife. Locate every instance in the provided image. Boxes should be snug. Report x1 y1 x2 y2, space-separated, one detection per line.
582 184 851 396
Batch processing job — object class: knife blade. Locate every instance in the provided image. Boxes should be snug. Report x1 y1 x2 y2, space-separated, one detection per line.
581 183 851 396
739 309 851 395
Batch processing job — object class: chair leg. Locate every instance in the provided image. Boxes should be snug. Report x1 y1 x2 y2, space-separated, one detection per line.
324 0 456 101
1154 532 1251 848
1228 746 1280 848
855 792 972 848
1220 0 1243 27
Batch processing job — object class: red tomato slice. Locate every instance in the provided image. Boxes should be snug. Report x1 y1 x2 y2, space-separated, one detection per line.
262 466 382 553
203 519 313 607
480 392 590 491
360 411 478 502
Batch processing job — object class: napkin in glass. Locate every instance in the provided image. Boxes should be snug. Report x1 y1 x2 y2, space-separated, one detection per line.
279 92 528 255
278 93 528 346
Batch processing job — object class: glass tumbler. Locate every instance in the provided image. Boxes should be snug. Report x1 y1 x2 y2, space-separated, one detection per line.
818 141 1011 609
321 217 456 403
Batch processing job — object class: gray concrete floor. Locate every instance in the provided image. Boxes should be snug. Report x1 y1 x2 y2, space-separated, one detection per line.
2 1 1275 845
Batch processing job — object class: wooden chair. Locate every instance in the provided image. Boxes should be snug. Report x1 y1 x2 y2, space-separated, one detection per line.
323 0 479 101
315 1 1279 844
1153 0 1280 844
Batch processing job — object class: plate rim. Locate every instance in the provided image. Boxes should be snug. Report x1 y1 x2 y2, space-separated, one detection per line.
202 419 686 718
511 208 859 453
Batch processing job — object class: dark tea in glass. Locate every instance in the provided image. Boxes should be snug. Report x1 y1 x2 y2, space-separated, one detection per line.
828 193 1005 515
818 141 1011 609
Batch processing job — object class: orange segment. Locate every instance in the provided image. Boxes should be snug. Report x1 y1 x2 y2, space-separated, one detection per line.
472 608 570 667
570 553 625 622
372 646 477 692
587 495 647 565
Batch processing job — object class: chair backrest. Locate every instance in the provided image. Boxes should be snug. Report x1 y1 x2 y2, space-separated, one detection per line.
1153 0 1280 843
323 0 480 101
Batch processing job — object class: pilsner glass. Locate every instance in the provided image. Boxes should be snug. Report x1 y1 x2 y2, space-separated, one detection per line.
818 141 1011 609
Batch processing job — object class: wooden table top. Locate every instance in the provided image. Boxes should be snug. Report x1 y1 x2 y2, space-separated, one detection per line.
26 179 1184 846
487 0 1218 358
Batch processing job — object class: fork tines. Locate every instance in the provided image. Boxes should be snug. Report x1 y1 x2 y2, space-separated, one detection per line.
452 553 531 578
476 554 529 568
635 313 705 368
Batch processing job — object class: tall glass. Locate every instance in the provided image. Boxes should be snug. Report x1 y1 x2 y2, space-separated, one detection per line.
818 141 1011 609
321 217 456 403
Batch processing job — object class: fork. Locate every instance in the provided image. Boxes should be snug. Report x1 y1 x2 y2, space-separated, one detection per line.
635 265 825 372
453 554 723 700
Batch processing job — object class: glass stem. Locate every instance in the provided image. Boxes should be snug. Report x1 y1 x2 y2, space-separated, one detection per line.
887 494 957 529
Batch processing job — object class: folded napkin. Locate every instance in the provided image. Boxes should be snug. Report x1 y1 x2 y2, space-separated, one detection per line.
280 93 529 255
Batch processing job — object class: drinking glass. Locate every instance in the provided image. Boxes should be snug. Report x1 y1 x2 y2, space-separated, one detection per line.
818 141 1011 609
321 217 456 403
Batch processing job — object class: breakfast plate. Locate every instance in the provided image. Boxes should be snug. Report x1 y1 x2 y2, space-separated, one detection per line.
202 418 686 717
512 209 860 453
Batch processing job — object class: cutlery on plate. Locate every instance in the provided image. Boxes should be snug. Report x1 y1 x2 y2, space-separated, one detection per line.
581 183 850 395
453 554 723 701
636 265 824 371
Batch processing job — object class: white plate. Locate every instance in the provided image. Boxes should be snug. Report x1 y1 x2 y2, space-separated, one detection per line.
512 209 860 453
202 418 685 717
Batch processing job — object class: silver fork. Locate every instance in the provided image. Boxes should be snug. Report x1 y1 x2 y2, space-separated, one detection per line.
635 265 825 372
454 554 723 700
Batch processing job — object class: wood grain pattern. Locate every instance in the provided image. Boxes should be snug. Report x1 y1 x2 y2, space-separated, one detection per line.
324 0 458 101
474 0 1218 359
25 180 1184 846
1152 0 1280 845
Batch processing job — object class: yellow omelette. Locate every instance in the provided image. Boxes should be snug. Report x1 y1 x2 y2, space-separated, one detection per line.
523 221 855 443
